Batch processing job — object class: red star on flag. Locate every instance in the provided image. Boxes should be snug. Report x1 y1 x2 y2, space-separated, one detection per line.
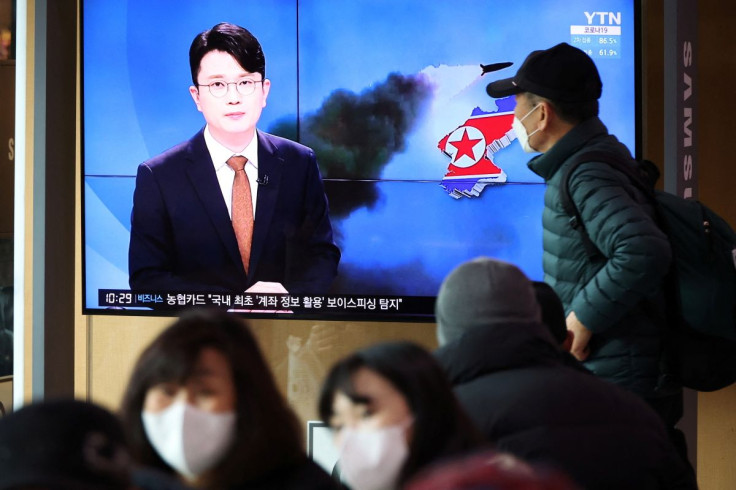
448 128 482 162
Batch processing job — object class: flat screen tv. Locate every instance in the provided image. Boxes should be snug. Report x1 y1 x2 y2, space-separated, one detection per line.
82 0 640 320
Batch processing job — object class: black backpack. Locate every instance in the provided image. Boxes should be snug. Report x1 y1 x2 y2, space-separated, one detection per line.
560 151 736 392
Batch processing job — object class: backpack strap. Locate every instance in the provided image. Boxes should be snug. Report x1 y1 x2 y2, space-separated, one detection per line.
559 154 602 259
566 151 656 196
560 150 658 260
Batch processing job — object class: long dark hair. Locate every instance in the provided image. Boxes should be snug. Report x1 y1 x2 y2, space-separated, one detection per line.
119 309 304 488
318 341 483 486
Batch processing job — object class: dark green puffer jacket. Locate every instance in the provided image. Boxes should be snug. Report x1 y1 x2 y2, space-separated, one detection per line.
528 117 672 397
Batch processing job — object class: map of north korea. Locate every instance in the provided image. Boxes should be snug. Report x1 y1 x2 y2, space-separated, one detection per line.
437 96 517 198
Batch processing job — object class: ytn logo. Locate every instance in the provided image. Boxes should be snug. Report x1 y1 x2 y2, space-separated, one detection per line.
584 12 622 25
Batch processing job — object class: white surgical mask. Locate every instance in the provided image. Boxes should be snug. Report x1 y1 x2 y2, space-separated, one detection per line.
512 103 541 153
141 400 236 480
337 422 411 490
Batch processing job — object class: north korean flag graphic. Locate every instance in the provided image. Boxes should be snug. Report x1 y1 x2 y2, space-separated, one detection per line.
438 106 516 198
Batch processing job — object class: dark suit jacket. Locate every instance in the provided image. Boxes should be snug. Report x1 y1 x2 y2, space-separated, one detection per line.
128 129 340 295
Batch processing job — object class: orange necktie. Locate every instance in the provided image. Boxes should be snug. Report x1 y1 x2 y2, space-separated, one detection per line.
226 155 254 274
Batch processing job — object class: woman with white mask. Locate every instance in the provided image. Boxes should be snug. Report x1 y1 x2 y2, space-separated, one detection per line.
318 342 484 490
119 309 337 490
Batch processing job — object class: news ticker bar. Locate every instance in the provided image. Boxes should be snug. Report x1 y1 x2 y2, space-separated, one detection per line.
99 289 435 315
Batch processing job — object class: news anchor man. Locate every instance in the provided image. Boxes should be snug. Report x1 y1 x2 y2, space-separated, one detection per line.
128 23 340 296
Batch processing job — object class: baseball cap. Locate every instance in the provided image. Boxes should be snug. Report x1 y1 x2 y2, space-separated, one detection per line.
486 43 602 102
0 399 132 490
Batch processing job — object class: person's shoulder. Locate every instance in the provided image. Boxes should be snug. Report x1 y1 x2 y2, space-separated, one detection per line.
260 131 314 157
142 131 203 170
280 458 338 489
131 466 193 490
242 458 338 490
560 362 666 424
566 135 633 177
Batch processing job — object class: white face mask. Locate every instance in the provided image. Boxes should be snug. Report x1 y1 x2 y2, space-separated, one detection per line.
141 400 236 480
337 422 410 490
512 103 541 153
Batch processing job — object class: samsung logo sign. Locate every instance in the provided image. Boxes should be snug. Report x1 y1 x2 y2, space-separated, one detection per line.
682 41 694 199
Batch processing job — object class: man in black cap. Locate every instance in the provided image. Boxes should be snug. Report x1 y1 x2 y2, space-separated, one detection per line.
485 43 685 455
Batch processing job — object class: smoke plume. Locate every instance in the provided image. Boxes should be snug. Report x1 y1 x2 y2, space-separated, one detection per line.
269 72 434 218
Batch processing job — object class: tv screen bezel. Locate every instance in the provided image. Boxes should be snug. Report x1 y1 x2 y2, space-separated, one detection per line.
79 0 643 322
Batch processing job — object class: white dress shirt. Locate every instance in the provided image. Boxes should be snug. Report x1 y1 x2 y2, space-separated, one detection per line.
203 126 259 218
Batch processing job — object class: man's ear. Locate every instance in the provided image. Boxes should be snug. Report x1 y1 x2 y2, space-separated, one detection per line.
538 100 552 131
261 79 271 108
189 85 202 112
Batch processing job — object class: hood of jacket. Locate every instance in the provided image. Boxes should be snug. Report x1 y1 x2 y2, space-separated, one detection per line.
435 321 564 386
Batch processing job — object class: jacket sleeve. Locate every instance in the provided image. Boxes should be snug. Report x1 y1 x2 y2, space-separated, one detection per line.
128 163 227 293
283 149 341 295
567 162 672 333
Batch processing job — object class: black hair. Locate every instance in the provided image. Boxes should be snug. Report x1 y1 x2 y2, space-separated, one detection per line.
526 92 598 125
189 22 266 86
119 309 304 488
318 341 483 486
0 399 132 490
